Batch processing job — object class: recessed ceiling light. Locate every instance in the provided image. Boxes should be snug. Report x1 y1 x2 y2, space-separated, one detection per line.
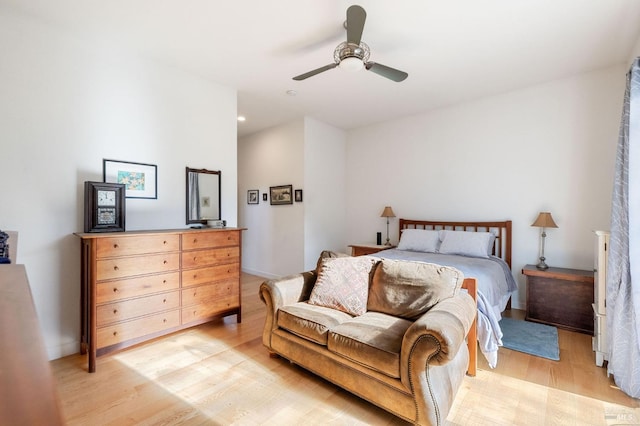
286 89 297 96
237 116 246 122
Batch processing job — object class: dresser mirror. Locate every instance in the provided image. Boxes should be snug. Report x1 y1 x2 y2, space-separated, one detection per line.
186 167 221 225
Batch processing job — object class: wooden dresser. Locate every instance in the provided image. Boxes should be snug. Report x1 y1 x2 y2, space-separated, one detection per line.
0 265 64 425
76 228 244 372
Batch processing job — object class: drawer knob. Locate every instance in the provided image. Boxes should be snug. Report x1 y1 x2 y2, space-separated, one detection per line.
113 309 118 314
162 280 167 284
113 266 119 271
193 274 197 279
193 256 197 261
163 260 168 265
163 299 167 303
113 288 118 293
163 318 167 323
163 240 167 245
193 291 197 297
193 238 197 243
113 331 117 336
113 244 119 249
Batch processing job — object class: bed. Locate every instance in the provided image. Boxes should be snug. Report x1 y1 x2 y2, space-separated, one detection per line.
372 218 516 368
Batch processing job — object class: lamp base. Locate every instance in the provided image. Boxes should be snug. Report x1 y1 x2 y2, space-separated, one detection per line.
536 257 549 270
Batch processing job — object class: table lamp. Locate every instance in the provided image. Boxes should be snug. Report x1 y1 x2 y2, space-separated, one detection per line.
531 212 558 270
380 206 396 246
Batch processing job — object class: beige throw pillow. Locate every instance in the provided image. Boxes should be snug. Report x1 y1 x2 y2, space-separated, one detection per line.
368 259 464 320
309 256 378 316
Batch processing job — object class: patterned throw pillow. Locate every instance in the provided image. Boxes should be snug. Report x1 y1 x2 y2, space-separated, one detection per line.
308 256 378 316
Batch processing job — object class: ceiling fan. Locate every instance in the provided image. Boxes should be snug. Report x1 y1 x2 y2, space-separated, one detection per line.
293 5 408 83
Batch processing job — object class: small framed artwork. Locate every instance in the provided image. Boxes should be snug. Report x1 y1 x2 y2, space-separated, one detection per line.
248 189 259 204
84 181 126 232
270 184 293 205
295 189 303 202
262 193 268 202
103 159 157 199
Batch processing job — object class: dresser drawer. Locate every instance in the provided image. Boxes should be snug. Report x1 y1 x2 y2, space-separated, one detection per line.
96 291 180 327
97 309 180 348
181 231 239 250
96 272 180 304
97 252 180 281
96 234 180 258
181 246 240 269
181 296 240 324
181 263 239 287
181 280 239 306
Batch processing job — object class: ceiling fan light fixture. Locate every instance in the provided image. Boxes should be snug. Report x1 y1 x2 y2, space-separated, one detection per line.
339 56 364 72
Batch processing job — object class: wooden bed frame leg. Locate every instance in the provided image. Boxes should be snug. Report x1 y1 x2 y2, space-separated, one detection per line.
269 351 280 359
462 278 477 377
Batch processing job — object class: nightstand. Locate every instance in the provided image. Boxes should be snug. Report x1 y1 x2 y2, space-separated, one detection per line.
522 264 594 334
348 244 394 257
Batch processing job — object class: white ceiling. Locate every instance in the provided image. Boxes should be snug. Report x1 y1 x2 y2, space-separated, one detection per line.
3 0 640 137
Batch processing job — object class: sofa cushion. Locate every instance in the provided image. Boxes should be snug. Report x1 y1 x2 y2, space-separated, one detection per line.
368 259 464 320
277 302 353 345
308 256 378 316
315 250 351 274
328 312 412 378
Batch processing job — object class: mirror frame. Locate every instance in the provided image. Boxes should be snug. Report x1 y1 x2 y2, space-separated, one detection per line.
185 167 221 225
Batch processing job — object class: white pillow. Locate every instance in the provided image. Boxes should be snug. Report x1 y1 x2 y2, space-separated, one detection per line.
438 230 493 258
397 229 441 252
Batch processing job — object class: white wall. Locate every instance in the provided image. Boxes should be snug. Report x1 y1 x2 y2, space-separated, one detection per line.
346 66 626 309
238 118 347 276
0 10 237 359
303 118 348 270
238 120 305 277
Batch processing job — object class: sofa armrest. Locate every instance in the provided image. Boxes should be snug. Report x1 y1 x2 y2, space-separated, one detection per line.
259 271 317 350
400 287 476 386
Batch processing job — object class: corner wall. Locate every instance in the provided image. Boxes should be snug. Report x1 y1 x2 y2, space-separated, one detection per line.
346 66 626 309
238 118 347 277
0 9 237 359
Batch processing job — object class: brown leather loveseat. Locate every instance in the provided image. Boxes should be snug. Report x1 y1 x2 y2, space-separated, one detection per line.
260 253 477 425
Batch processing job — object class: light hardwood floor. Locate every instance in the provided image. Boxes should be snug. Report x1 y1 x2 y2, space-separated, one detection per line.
51 273 640 425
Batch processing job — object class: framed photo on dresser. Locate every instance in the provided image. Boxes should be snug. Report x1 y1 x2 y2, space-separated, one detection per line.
84 181 126 232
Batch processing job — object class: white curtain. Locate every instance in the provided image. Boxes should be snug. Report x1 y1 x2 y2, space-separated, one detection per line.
607 57 640 398
188 171 200 221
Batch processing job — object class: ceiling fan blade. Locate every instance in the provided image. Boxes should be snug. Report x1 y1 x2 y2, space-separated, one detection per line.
365 62 408 82
346 5 366 45
292 63 338 81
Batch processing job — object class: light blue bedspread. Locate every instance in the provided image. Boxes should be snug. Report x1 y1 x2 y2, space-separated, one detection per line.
373 249 517 367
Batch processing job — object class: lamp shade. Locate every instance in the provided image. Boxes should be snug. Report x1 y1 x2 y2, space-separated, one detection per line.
380 206 396 218
531 212 558 228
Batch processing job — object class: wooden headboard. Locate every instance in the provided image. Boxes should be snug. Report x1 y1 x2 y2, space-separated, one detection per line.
398 219 512 269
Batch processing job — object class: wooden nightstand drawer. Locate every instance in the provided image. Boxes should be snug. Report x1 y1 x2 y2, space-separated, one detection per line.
348 244 394 256
522 264 594 334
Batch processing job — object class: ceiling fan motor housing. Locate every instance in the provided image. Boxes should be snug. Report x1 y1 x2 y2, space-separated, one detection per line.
334 41 370 64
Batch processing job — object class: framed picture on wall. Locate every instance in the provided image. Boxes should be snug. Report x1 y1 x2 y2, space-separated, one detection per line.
103 159 157 199
294 189 303 202
263 193 268 202
270 185 293 205
248 189 259 204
